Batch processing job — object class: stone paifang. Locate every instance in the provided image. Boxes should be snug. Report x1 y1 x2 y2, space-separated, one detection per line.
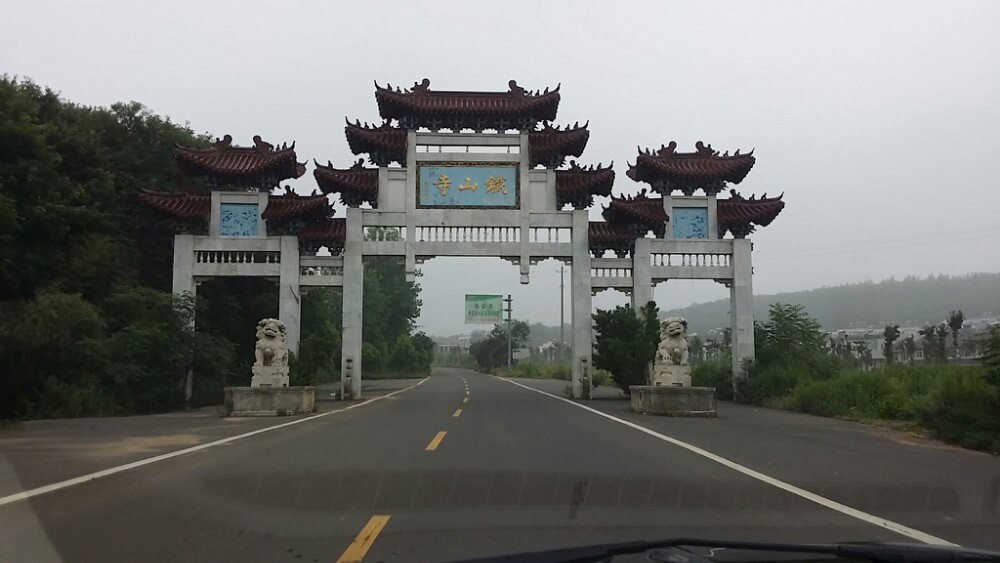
139 80 785 402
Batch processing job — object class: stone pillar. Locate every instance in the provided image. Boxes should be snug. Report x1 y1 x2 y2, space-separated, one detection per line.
518 131 530 284
172 234 196 297
730 238 755 384
631 237 653 312
571 210 593 399
172 234 196 403
404 130 417 282
278 236 301 356
341 207 365 399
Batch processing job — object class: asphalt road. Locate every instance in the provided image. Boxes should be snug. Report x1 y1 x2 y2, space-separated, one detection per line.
1 367 998 562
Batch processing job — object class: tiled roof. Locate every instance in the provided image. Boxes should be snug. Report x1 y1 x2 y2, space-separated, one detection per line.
554 161 615 209
375 79 560 129
627 141 755 194
528 122 589 167
602 191 668 235
588 221 638 245
717 191 785 236
260 190 332 222
344 120 407 166
174 135 306 185
137 190 211 220
313 159 379 208
298 218 346 243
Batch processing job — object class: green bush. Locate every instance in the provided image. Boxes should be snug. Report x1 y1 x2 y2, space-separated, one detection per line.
592 368 612 387
915 372 1000 452
362 343 383 373
778 371 909 419
691 361 733 400
549 363 571 380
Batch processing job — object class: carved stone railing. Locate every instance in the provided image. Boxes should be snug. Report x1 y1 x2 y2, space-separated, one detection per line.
651 253 731 268
415 226 521 243
300 256 345 287
195 251 281 264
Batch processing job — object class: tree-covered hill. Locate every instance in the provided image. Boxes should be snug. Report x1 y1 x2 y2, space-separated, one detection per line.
663 273 1000 334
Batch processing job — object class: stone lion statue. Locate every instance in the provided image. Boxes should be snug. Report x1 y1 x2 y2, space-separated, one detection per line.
656 317 689 367
254 318 288 367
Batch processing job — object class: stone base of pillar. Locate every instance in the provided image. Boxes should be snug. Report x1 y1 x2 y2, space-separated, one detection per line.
629 386 717 417
224 386 315 416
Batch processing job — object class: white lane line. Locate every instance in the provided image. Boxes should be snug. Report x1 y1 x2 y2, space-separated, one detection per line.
500 377 959 547
0 378 429 508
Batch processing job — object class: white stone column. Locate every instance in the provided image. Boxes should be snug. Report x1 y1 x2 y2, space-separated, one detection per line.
172 234 196 403
172 234 196 297
730 238 755 383
278 236 301 356
518 131 530 284
341 207 365 399
631 238 653 312
404 130 417 282
571 210 593 399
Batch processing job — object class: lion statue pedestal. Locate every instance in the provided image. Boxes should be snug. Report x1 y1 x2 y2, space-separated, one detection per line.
223 318 315 417
629 317 717 417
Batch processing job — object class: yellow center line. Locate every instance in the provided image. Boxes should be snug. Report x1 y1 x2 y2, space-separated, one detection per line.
337 515 390 563
453 409 462 417
425 431 447 451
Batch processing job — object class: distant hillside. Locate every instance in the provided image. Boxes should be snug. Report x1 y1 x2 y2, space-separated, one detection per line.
662 273 1000 334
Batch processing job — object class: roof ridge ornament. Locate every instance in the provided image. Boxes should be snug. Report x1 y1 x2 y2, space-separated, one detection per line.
253 135 274 152
214 134 233 149
695 141 717 157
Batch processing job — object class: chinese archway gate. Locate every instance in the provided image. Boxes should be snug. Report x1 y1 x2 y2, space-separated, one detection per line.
141 79 784 400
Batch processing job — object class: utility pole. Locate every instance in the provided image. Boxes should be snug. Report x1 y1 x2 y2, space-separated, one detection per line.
504 294 513 369
559 264 565 363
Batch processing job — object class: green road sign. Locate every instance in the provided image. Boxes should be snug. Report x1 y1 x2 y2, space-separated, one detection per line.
465 294 503 324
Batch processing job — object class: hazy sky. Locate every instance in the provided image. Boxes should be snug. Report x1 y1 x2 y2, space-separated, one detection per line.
3 1 998 335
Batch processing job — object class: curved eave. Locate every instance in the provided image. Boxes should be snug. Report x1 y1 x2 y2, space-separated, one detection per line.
173 146 305 183
717 195 785 230
137 189 210 220
344 121 407 164
602 196 668 229
528 125 590 166
313 162 379 207
261 194 332 222
555 165 615 208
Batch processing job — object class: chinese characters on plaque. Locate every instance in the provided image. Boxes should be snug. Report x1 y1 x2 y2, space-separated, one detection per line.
418 164 518 208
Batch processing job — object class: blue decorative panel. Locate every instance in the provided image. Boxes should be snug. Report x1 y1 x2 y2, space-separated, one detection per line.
417 163 519 208
219 203 259 236
672 206 709 239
